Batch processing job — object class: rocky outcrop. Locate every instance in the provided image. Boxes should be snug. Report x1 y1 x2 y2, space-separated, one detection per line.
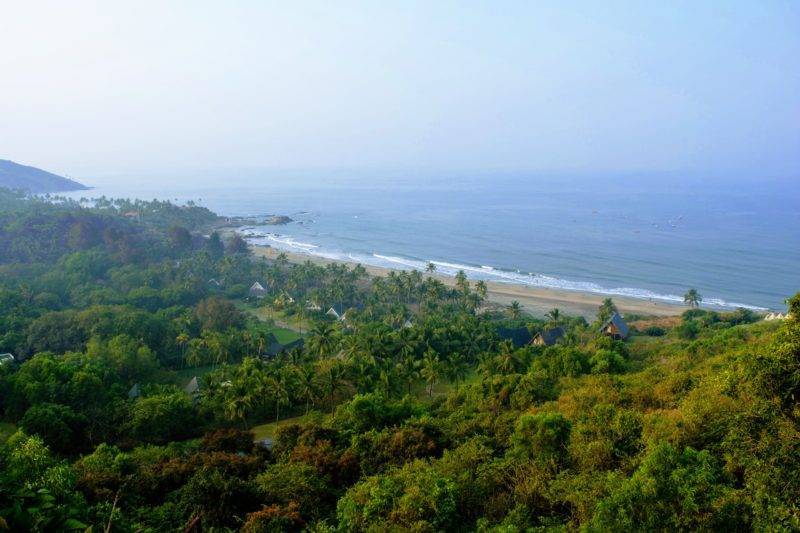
265 215 293 225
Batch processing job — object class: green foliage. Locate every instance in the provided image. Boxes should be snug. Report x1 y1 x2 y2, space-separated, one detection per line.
589 443 749 531
509 412 571 466
337 460 459 531
0 191 797 530
128 393 198 443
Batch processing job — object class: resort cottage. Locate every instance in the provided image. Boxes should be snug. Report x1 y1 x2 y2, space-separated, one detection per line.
184 376 201 395
600 313 629 340
327 304 347 321
532 327 565 346
249 281 267 298
497 327 533 348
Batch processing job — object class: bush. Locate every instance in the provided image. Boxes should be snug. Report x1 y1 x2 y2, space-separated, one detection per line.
643 325 666 336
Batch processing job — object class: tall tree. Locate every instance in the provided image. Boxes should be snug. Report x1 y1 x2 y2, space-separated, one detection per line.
545 308 561 327
421 349 442 397
598 298 618 323
684 288 702 308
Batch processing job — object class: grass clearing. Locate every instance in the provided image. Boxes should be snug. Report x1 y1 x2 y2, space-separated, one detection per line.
169 365 216 387
251 413 316 441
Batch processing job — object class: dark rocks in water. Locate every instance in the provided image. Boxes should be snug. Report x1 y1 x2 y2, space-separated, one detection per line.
265 215 293 225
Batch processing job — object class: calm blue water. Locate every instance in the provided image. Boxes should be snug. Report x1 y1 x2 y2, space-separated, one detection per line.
62 171 799 311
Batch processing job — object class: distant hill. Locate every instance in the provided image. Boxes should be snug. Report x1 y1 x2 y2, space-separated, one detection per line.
0 159 87 193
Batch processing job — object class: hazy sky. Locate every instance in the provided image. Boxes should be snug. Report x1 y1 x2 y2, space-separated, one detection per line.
1 1 798 179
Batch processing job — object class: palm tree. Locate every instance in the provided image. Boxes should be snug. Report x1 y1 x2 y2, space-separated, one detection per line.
455 270 469 294
309 322 337 358
477 352 499 393
507 300 522 320
545 308 561 327
224 391 252 429
597 298 618 323
684 288 702 308
176 333 190 367
444 352 469 389
495 340 522 374
475 280 488 301
421 349 442 397
426 262 436 275
396 355 421 395
319 361 349 411
269 373 291 423
295 366 319 414
275 253 289 269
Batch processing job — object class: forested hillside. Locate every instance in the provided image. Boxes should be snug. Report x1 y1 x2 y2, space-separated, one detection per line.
0 160 87 193
0 188 797 531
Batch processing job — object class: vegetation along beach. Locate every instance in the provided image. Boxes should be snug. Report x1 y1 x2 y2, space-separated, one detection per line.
2 1 798 531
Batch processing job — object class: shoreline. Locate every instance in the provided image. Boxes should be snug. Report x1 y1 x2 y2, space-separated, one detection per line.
249 244 689 319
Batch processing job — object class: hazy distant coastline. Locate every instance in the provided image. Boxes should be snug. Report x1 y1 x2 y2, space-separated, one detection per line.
61 175 796 312
0 159 87 193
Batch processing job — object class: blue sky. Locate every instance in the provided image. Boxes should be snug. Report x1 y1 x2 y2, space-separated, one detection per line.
1 1 798 179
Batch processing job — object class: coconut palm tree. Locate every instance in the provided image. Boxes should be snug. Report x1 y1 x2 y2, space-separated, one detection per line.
396 355 421 395
597 298 618 324
176 333 190 367
224 391 252 429
475 280 488 302
319 361 349 411
444 352 469 389
426 262 436 275
507 300 522 319
421 349 442 397
495 340 522 374
455 270 469 294
308 322 337 359
295 366 319 414
269 376 290 423
684 288 702 308
545 308 561 327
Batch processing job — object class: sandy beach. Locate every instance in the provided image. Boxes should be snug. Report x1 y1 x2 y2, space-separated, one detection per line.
249 245 686 319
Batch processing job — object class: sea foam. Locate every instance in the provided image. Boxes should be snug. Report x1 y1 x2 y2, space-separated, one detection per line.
241 230 768 311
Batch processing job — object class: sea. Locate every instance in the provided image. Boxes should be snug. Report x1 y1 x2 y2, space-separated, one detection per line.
61 170 799 311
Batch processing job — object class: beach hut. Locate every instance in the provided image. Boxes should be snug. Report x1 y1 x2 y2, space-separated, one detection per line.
0 353 15 366
249 281 267 298
327 303 346 321
497 327 533 348
263 337 305 358
531 327 565 346
600 313 629 340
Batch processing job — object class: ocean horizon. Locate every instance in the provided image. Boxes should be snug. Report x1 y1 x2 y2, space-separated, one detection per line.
62 171 799 312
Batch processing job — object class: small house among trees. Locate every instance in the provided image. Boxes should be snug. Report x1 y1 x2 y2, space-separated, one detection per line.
249 281 267 298
264 337 305 357
128 383 141 399
327 303 346 321
532 326 565 346
497 326 533 348
184 376 200 395
0 353 15 366
600 313 629 340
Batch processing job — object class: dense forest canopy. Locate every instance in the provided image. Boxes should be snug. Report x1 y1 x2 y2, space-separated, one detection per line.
0 187 797 531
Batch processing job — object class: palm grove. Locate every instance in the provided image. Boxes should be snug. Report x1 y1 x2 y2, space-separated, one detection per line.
0 188 797 531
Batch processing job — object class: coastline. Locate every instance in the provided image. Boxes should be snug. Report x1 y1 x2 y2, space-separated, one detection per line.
249 244 688 319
